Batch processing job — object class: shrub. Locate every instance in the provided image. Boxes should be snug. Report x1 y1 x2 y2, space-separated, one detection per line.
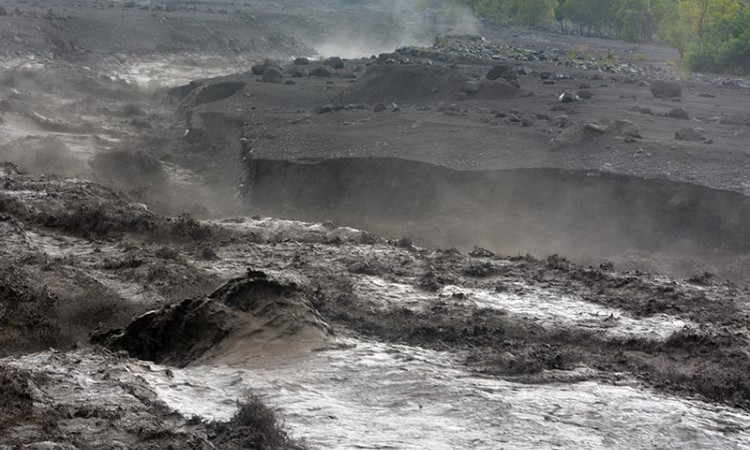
210 393 301 449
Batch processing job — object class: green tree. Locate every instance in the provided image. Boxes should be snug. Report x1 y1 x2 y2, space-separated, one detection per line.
685 2 750 73
555 0 567 31
472 0 511 22
615 0 655 41
660 0 744 59
511 0 556 26
564 0 612 35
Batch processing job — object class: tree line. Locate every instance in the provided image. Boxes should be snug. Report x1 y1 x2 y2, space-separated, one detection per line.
442 0 750 74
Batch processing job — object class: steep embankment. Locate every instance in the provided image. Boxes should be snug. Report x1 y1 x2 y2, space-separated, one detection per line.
242 157 750 281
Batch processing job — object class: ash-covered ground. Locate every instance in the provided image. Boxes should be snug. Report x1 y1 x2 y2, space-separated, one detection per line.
1 0 750 448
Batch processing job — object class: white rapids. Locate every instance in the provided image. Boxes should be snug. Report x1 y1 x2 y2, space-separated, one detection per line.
127 337 750 450
354 275 693 340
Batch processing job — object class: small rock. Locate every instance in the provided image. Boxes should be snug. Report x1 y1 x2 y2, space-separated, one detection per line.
0 5 9 15
631 106 654 115
552 115 569 127
262 67 283 83
517 65 533 76
675 127 705 141
584 122 608 133
559 92 579 103
650 80 682 99
577 89 593 99
373 103 387 113
521 116 535 127
666 107 690 120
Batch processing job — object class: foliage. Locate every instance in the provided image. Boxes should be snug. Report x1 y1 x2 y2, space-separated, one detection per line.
684 5 750 74
451 0 750 74
209 394 300 449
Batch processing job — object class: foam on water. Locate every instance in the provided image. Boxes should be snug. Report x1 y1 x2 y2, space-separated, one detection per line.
131 337 750 449
355 275 692 340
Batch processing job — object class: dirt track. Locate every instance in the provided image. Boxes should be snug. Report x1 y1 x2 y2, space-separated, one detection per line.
1 0 750 448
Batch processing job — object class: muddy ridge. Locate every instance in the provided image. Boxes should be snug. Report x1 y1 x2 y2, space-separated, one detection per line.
243 156 750 281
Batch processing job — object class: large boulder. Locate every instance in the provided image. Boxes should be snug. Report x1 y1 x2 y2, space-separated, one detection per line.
667 107 690 120
650 80 682 99
93 270 333 366
486 64 518 82
289 66 309 78
324 56 345 69
675 127 706 141
251 59 282 76
262 67 283 83
251 64 266 75
309 65 334 78
612 119 643 139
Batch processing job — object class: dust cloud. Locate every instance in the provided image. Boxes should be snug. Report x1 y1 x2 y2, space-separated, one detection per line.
311 0 481 58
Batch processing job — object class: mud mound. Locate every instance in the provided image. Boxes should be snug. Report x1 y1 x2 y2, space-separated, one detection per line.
95 270 333 366
338 64 468 105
